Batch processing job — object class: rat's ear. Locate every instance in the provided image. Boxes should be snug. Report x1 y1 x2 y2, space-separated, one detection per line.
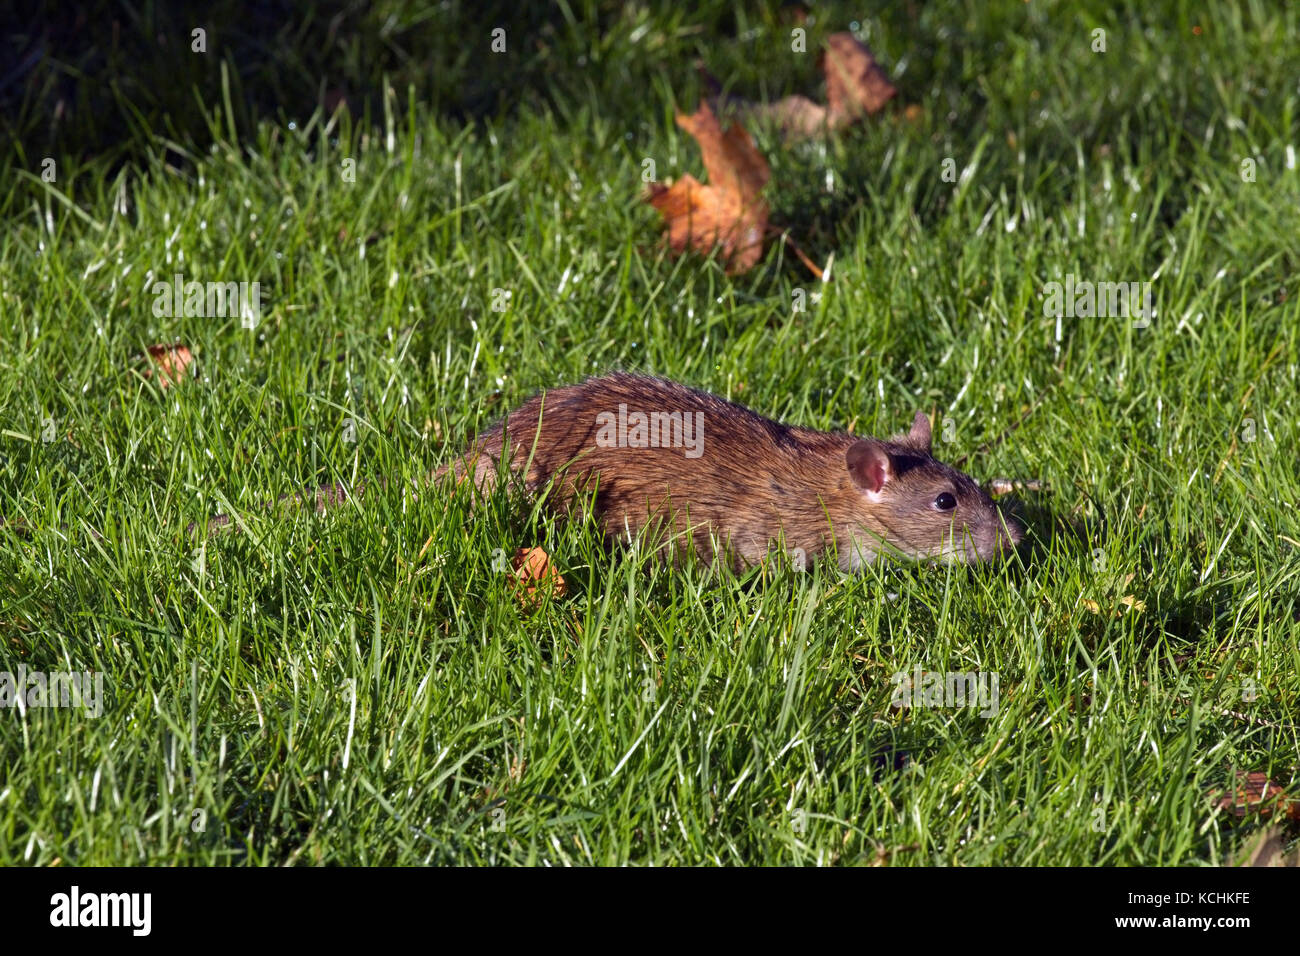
907 411 932 455
847 440 893 494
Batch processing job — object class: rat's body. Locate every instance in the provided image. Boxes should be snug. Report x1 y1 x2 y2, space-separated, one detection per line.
198 373 1021 567
442 373 1021 569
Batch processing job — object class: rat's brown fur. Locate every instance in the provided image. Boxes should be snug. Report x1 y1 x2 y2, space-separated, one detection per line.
195 373 1023 567
442 373 1022 569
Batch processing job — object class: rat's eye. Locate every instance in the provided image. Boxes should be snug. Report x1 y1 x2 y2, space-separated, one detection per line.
934 492 957 511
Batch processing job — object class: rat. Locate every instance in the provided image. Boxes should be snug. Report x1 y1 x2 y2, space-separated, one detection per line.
195 373 1023 568
435 372 1023 569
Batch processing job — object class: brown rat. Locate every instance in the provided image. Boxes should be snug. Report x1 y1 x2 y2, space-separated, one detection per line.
196 373 1023 567
442 372 1023 569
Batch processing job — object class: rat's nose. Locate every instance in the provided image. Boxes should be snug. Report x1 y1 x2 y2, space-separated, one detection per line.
995 511 1025 553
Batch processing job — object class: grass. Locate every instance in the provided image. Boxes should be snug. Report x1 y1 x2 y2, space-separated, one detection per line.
1 0 1298 865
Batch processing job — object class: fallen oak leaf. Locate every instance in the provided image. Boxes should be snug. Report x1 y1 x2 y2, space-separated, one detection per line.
646 101 770 274
143 343 195 390
509 546 567 608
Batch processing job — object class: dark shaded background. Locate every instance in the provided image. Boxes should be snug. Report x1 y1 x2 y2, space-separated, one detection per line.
1 0 782 170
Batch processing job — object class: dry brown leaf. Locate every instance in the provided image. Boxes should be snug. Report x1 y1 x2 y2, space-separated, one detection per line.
824 33 898 126
870 842 919 866
646 101 770 274
1215 771 1300 820
745 94 830 140
144 343 194 390
509 546 567 608
652 33 897 268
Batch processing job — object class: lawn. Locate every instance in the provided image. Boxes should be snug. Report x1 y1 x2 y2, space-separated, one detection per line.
1 0 1297 865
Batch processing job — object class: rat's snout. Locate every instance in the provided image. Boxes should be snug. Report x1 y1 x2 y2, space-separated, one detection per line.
950 512 1023 564
959 502 1024 563
994 507 1025 555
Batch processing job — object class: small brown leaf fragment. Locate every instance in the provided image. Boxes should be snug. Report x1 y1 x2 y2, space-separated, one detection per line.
870 842 919 866
1214 771 1300 820
646 101 770 274
746 95 830 140
509 546 567 608
144 343 194 390
824 32 898 127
